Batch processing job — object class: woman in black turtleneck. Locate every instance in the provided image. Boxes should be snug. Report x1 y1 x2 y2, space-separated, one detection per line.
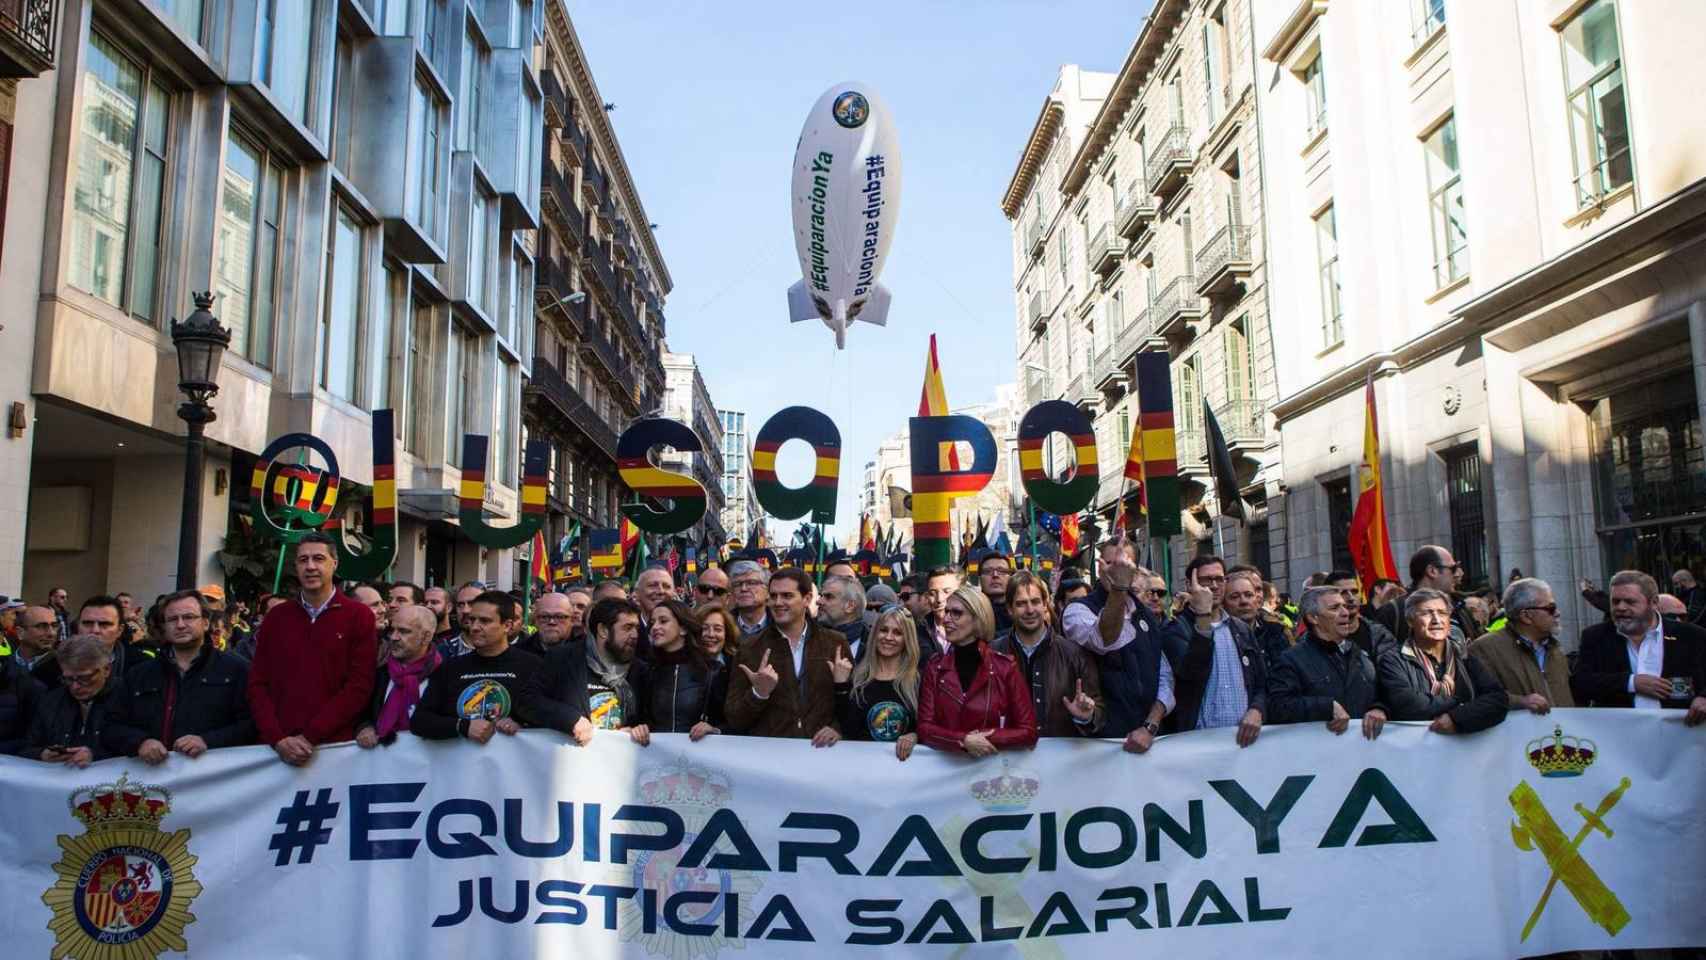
916 586 1038 757
637 599 727 740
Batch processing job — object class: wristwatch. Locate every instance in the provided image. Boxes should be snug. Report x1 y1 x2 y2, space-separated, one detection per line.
1143 721 1160 736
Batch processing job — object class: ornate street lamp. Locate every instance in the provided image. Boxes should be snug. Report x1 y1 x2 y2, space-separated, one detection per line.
170 291 230 590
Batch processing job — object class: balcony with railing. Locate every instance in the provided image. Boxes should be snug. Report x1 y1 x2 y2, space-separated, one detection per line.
1027 290 1045 334
1214 398 1268 454
560 120 587 168
1115 184 1156 241
1067 370 1096 412
1094 306 1152 393
1174 427 1208 478
540 152 585 245
1089 223 1120 277
580 158 607 208
581 234 617 299
526 357 619 461
1146 124 1194 201
1023 366 1052 407
1026 218 1045 258
1152 276 1203 337
577 320 627 386
0 0 57 78
539 67 568 128
1194 224 1253 299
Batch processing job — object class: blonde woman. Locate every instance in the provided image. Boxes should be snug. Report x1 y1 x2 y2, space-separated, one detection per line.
916 585 1038 757
836 606 922 759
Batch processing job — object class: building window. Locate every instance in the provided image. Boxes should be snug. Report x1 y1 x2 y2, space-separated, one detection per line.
1177 356 1202 436
330 31 354 170
259 0 313 126
496 360 518 485
1412 0 1446 46
1561 0 1631 208
161 0 204 42
1443 443 1487 588
214 130 284 367
1223 316 1252 404
407 75 442 237
1315 204 1342 346
1423 115 1468 288
1589 371 1706 581
380 0 410 34
446 323 474 467
1303 55 1327 137
69 34 171 321
404 302 431 449
372 264 404 411
1202 8 1226 127
468 187 492 313
320 203 364 402
1324 477 1354 573
457 28 484 150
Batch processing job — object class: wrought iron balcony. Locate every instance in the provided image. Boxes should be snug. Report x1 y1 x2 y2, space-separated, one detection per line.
1152 276 1203 337
540 153 585 245
1145 124 1193 202
1115 186 1156 241
1023 367 1052 407
1089 223 1120 277
1194 224 1253 299
577 321 627 387
1094 306 1152 391
1027 290 1045 334
0 0 57 78
526 357 619 461
1214 398 1268 453
539 67 568 129
1026 218 1045 258
1174 427 1208 477
560 121 587 168
581 234 617 299
580 159 606 208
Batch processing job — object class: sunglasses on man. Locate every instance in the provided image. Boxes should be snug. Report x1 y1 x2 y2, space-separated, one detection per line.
696 584 729 597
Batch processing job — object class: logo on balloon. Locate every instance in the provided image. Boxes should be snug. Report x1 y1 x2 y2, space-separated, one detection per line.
832 91 869 128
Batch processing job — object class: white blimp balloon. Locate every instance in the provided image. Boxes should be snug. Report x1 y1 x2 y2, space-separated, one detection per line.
788 82 902 349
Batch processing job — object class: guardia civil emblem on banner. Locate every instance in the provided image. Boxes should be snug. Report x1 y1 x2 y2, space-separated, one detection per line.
43 774 201 960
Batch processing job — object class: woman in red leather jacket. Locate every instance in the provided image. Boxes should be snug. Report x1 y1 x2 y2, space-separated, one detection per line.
917 585 1038 757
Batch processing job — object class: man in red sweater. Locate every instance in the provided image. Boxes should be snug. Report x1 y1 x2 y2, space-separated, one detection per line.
247 533 377 766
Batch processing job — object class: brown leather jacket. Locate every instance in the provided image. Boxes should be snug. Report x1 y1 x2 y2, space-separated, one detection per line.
723 620 848 737
990 628 1105 737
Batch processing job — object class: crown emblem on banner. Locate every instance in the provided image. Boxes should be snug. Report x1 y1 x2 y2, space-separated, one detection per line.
69 773 174 830
969 760 1040 812
638 764 732 809
1525 725 1597 778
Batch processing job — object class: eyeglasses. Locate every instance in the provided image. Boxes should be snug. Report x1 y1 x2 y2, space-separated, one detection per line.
696 585 729 597
1435 562 1463 573
63 669 107 686
941 606 968 620
896 592 914 601
1141 588 1168 597
1519 603 1559 616
535 613 571 623
732 580 764 591
164 613 203 625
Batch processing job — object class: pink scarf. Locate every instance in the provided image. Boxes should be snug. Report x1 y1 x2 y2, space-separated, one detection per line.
375 649 441 739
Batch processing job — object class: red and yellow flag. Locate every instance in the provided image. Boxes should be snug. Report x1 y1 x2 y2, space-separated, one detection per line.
1348 371 1399 590
1060 513 1080 559
918 334 961 471
619 515 640 564
528 530 550 588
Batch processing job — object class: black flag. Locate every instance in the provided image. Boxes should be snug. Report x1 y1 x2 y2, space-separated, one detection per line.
1202 400 1246 523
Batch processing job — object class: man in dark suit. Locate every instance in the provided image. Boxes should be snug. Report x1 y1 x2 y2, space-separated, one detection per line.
1572 569 1706 724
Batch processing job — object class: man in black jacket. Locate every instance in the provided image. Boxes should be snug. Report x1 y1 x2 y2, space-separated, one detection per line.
1164 556 1268 747
412 592 541 744
1061 537 1175 754
1268 587 1386 738
0 652 43 755
537 597 647 746
33 595 153 689
1572 569 1706 722
106 590 254 763
1225 570 1292 671
1324 571 1399 661
27 634 118 766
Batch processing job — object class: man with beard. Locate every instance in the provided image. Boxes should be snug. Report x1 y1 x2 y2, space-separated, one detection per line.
537 597 648 746
992 571 1102 737
1572 570 1706 722
817 575 868 662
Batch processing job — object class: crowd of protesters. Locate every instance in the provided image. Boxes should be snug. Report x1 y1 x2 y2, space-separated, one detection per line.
1 529 1703 771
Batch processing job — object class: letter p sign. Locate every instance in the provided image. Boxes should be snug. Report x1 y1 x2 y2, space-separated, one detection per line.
909 415 996 569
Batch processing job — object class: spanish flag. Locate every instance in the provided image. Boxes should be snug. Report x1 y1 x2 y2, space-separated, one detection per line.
528 529 550 590
859 514 875 552
1348 371 1399 591
1060 513 1080 559
918 334 961 471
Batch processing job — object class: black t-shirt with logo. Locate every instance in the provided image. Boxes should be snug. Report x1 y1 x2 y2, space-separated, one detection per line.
410 645 541 739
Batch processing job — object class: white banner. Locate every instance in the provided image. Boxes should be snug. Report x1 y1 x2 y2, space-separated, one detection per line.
2 709 1703 959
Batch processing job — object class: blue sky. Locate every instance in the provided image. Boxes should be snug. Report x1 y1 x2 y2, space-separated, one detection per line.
567 1 1148 542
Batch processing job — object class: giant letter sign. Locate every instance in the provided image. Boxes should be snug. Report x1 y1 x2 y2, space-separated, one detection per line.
458 434 549 548
1017 399 1098 516
909 415 996 568
750 406 841 524
249 433 341 541
326 409 398 579
616 418 709 535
